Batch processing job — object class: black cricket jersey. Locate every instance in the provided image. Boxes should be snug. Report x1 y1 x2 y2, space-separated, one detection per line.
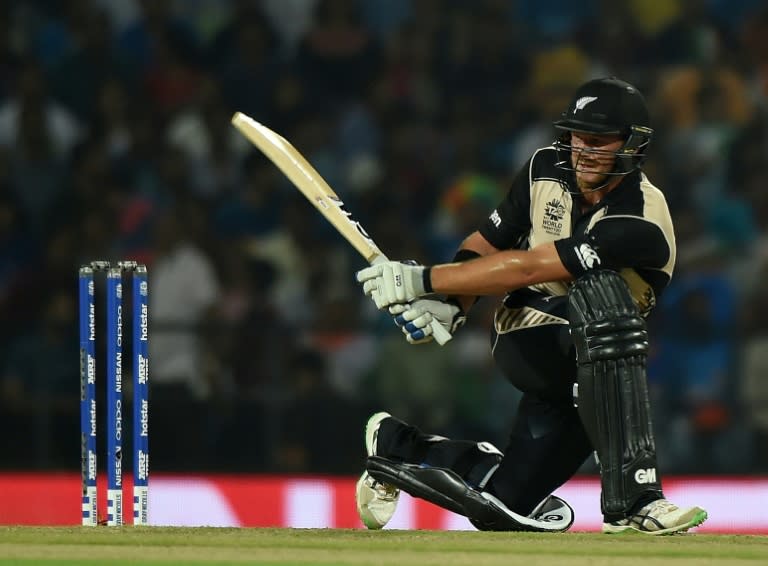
478 146 675 316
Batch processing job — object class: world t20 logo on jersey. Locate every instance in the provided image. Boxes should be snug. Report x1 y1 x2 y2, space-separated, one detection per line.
543 199 566 235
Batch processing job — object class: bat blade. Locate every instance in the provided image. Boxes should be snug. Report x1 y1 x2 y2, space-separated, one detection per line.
231 112 452 345
231 112 382 263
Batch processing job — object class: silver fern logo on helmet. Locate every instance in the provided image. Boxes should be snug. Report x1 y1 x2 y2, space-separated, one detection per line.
573 96 598 113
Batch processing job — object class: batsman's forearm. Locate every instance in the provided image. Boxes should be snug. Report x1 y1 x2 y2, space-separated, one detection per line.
428 255 537 296
428 245 570 296
445 235 494 311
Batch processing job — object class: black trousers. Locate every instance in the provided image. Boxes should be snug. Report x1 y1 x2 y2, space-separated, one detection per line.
381 290 594 516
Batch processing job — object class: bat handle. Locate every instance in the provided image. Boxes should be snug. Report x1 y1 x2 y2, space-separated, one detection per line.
430 320 453 345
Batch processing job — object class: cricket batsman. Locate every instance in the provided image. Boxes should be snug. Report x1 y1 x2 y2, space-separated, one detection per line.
354 77 708 535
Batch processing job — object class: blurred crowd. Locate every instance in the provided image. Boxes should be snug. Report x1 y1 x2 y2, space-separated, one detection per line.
1 0 767 476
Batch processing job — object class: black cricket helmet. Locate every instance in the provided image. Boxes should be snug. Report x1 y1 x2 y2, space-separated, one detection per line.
553 77 653 175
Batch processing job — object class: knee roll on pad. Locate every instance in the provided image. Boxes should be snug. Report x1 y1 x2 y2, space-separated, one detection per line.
568 270 662 519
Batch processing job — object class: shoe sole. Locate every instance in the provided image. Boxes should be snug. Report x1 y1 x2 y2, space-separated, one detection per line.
357 413 398 530
365 412 391 457
356 472 385 529
603 509 708 535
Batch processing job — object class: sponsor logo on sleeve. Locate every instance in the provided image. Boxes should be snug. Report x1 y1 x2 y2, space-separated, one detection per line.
574 243 601 270
490 210 501 228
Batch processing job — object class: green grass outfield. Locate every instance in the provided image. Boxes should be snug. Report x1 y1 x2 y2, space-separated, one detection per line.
0 527 766 565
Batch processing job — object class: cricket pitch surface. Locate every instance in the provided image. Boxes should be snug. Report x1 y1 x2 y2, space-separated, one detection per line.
0 526 765 565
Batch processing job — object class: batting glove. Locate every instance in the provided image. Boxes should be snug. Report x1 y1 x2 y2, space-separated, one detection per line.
356 260 431 309
389 299 466 344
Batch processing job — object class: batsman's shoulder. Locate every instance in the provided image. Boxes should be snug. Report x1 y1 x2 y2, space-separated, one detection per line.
529 146 563 182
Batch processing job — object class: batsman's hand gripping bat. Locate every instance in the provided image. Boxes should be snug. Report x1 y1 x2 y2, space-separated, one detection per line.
231 112 452 345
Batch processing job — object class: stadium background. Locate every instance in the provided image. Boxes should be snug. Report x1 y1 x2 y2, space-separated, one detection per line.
0 0 766 529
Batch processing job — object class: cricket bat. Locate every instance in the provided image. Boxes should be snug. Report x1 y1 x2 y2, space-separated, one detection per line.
231 112 452 345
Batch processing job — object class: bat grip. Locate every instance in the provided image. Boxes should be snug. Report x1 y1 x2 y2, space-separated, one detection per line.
430 320 453 345
370 255 452 346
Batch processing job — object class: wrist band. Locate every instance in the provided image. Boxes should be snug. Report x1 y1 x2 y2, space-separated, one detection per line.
422 266 434 293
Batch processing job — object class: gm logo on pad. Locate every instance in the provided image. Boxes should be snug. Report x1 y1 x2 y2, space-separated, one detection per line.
634 468 657 484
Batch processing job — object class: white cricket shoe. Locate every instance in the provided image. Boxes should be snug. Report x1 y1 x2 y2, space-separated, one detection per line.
603 498 708 535
356 412 400 529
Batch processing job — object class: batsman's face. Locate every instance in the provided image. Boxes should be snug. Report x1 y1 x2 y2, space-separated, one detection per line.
570 132 624 190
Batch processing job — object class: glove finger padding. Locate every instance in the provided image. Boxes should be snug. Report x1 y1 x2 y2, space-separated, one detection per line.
370 264 396 306
403 314 434 333
405 332 432 344
403 323 433 344
393 309 432 343
357 260 428 309
385 302 429 343
398 301 467 344
370 289 386 310
399 306 432 323
385 263 407 304
388 304 409 316
362 279 378 297
356 264 382 283
402 325 431 343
